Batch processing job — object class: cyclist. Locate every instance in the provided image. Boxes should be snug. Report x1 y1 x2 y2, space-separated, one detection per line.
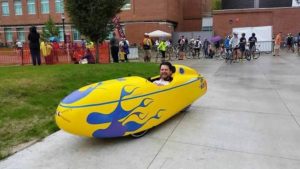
157 39 167 62
193 37 201 58
224 35 231 60
230 32 239 62
248 33 257 58
239 33 246 60
286 33 294 53
297 32 300 54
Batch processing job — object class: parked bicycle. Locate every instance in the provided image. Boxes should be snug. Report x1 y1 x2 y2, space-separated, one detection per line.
222 48 234 63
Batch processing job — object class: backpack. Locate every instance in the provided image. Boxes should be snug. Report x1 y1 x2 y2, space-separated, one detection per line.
143 39 150 50
123 41 130 54
195 40 200 48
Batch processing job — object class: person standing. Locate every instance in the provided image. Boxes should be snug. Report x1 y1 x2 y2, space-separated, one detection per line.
119 38 130 62
40 41 53 64
110 33 119 63
178 36 186 60
297 32 300 54
157 39 167 62
203 38 210 58
273 32 282 56
143 33 152 62
193 37 201 58
28 26 41 66
239 33 246 60
248 33 257 57
286 33 294 53
230 32 240 62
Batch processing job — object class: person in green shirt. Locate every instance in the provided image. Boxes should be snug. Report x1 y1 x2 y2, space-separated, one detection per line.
157 39 167 62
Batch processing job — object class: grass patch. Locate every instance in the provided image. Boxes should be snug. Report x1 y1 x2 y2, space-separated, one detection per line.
0 63 158 159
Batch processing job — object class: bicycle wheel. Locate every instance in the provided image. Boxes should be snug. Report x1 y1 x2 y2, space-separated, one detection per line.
253 49 260 59
245 50 251 61
185 49 193 59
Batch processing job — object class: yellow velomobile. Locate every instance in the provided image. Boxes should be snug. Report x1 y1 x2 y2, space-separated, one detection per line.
55 64 207 138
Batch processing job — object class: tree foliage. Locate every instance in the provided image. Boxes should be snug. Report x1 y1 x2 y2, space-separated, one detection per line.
212 0 222 10
65 0 126 43
41 16 59 42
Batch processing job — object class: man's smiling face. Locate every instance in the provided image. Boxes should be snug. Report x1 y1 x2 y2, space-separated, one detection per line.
160 65 172 81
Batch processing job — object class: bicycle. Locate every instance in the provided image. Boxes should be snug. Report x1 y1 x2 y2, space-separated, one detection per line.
222 48 233 63
245 44 260 61
253 44 261 59
214 47 226 60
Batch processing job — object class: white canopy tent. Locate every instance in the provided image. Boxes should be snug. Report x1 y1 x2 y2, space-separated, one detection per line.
147 30 171 37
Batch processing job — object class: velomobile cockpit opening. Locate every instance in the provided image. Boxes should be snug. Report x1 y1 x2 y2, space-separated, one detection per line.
147 66 176 85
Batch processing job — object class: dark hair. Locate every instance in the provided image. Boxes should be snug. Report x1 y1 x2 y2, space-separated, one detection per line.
242 33 245 36
29 26 37 33
160 61 176 73
252 33 255 36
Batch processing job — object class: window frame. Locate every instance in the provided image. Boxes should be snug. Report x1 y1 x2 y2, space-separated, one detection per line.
27 0 36 15
55 0 64 13
4 28 13 42
2 1 10 16
72 27 81 41
16 27 25 42
41 0 49 14
14 0 23 16
121 0 131 10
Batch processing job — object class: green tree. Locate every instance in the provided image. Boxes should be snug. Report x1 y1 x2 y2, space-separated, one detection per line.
41 16 59 42
65 0 126 63
213 0 222 10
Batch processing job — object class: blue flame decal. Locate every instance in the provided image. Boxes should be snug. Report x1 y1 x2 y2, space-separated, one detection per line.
87 86 165 138
62 83 102 104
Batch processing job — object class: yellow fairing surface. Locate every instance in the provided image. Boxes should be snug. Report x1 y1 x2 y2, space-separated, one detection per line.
55 65 207 138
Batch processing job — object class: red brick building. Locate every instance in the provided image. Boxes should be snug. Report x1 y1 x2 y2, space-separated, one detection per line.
0 0 212 45
0 0 70 46
213 6 300 38
118 0 211 44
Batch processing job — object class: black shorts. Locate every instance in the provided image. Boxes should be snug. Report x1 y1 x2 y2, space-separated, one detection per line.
239 46 245 52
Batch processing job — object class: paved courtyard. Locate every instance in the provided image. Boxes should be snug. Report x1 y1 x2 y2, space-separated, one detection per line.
1 52 300 169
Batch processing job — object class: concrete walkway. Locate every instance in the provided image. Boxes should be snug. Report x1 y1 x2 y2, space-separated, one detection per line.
1 53 300 169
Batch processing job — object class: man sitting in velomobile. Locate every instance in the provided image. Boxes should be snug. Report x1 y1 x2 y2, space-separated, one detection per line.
55 62 207 138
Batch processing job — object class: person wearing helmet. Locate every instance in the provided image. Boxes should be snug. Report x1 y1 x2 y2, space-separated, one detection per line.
239 33 246 60
248 33 257 57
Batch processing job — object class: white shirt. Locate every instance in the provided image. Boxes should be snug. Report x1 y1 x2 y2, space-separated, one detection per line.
153 79 170 86
230 37 239 48
16 41 23 48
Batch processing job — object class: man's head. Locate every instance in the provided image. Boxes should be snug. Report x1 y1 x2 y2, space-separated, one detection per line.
242 33 245 37
233 32 238 37
159 62 175 81
252 33 255 37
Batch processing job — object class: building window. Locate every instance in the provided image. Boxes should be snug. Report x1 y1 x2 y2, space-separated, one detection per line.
72 28 80 41
27 0 36 14
58 27 64 41
121 0 131 10
14 0 22 15
41 0 49 14
2 1 9 16
202 26 213 32
4 28 13 42
17 28 25 42
202 17 213 32
55 0 64 13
